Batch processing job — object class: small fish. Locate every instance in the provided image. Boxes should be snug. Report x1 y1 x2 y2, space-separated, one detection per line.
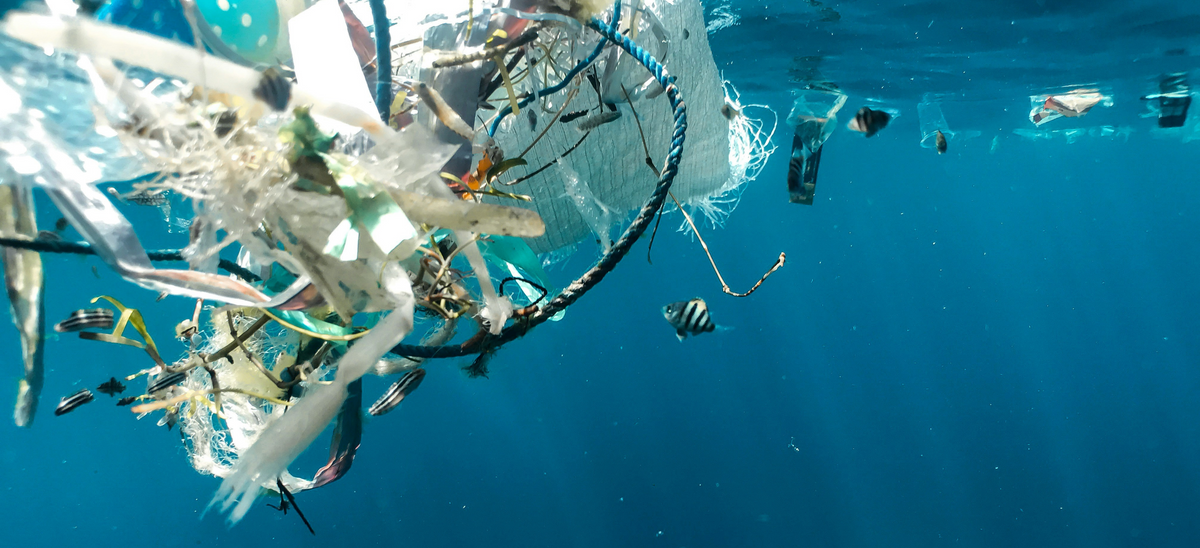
105 187 169 206
721 102 741 120
97 377 126 397
846 107 890 137
662 298 716 341
116 396 138 407
91 265 100 279
368 368 427 416
577 111 622 131
560 109 590 123
526 107 538 131
54 308 115 333
147 370 187 394
254 67 292 112
935 130 947 154
54 388 94 416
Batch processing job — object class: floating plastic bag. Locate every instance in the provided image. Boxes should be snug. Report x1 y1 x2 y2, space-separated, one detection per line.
1029 88 1113 126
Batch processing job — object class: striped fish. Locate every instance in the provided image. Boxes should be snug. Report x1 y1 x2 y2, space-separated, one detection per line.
54 388 94 416
847 107 890 137
662 298 716 341
368 368 426 416
147 370 187 394
54 308 115 333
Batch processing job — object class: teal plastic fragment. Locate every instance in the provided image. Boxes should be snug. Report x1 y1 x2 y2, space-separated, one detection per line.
357 191 415 255
322 159 416 260
479 235 556 295
270 309 354 339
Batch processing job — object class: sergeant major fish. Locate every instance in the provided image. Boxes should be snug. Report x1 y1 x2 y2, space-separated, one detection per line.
662 298 717 341
847 107 890 137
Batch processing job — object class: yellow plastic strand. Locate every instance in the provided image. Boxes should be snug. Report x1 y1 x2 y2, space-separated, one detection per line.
496 54 521 115
79 295 165 366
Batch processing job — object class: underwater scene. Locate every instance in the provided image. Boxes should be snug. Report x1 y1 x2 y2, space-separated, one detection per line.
2 0 1199 546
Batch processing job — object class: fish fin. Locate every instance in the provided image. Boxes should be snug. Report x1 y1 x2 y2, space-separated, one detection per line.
676 329 686 342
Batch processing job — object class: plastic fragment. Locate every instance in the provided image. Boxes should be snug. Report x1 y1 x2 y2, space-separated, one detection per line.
2 12 395 141
455 230 512 334
557 159 618 254
210 265 414 525
0 182 44 427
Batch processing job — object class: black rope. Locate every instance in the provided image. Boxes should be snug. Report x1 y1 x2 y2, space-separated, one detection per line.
498 276 548 307
0 237 262 283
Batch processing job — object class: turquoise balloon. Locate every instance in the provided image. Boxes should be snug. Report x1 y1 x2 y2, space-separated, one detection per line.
194 0 280 64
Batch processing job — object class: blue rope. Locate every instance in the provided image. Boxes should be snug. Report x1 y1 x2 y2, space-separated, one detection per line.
390 4 690 359
369 0 393 123
487 0 623 136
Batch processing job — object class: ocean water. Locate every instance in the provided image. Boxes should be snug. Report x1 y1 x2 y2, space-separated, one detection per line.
3 1 1200 547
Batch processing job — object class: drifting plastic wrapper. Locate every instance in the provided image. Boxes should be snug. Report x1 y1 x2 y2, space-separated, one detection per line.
1029 88 1113 126
0 0 774 530
785 87 846 205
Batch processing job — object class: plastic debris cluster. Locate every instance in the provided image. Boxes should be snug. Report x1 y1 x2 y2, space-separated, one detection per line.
0 0 764 528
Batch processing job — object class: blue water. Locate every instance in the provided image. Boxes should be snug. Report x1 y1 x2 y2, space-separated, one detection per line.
3 1 1200 546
